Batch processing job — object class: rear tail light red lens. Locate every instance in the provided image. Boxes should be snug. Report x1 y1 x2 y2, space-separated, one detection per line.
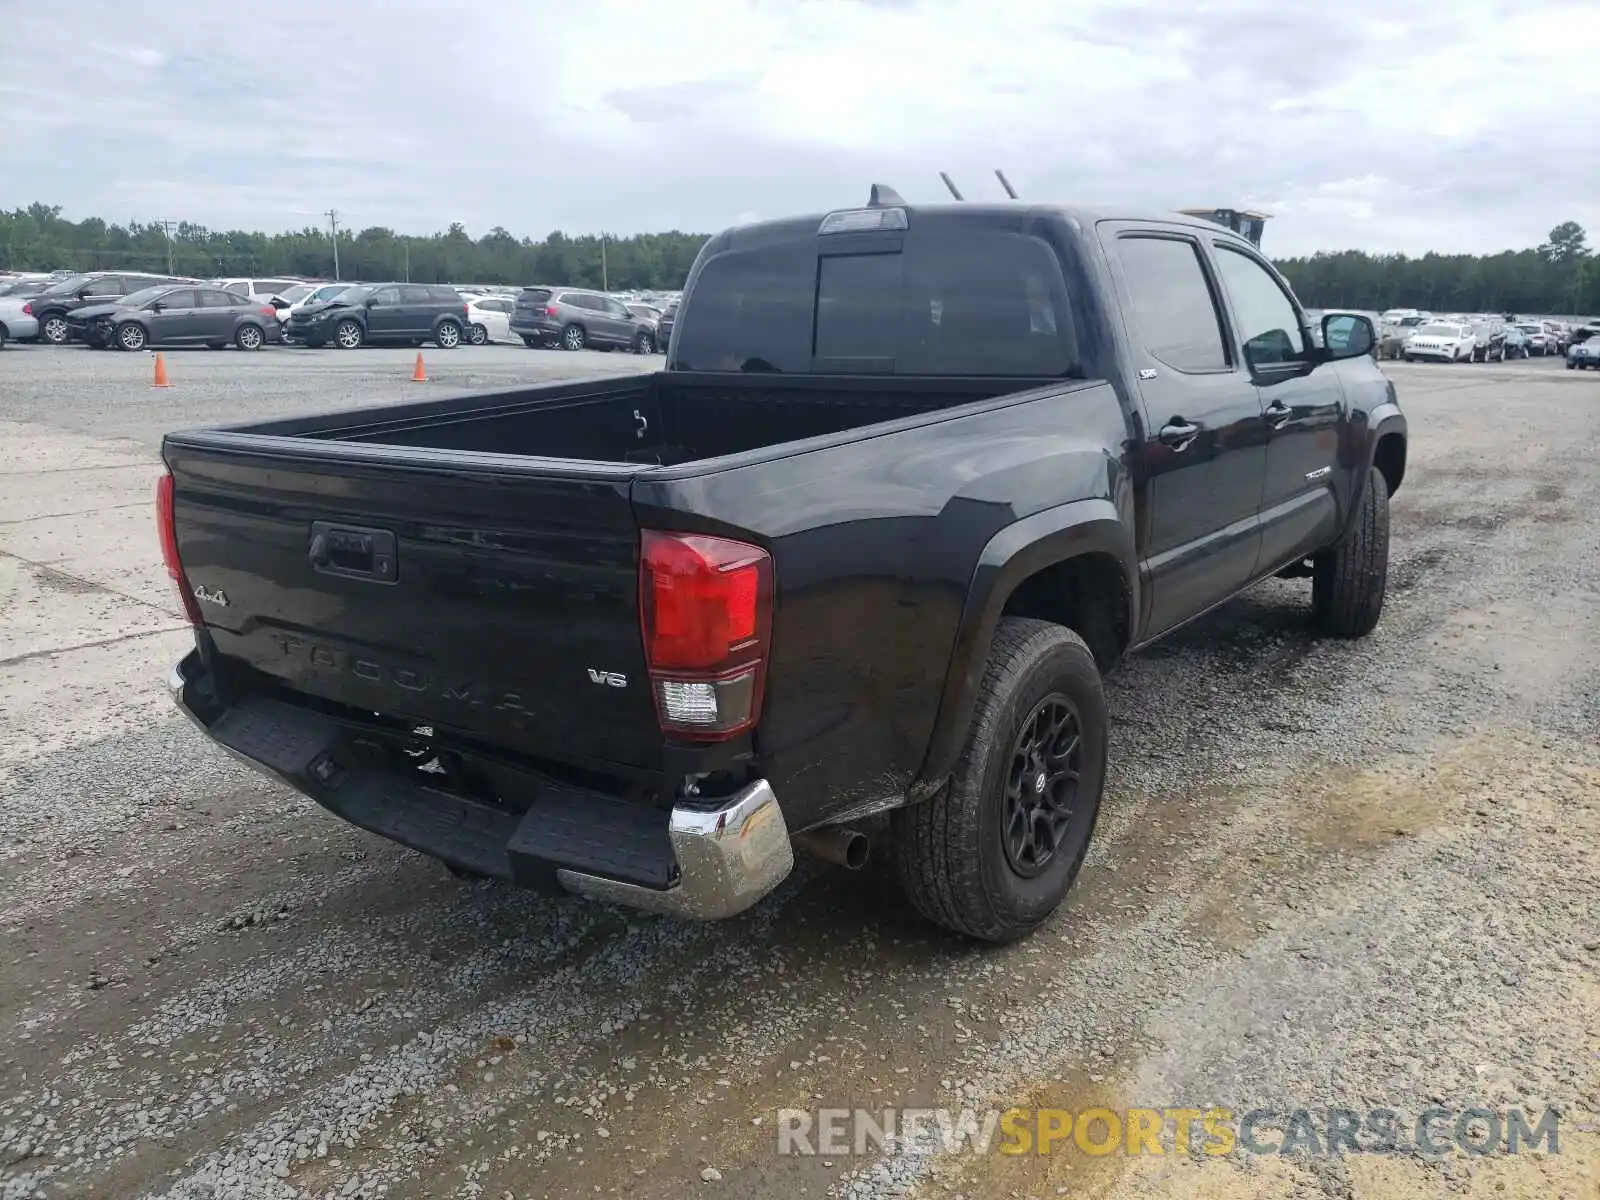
21 302 32 316
156 472 202 627
639 530 773 740
260 306 276 318
545 305 560 317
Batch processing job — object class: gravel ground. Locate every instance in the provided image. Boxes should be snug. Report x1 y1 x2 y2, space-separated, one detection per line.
0 346 1595 1200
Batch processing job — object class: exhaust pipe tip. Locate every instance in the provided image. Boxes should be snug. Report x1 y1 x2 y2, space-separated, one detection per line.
793 827 869 871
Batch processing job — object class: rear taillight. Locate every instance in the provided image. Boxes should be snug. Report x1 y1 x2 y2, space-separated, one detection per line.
639 530 773 741
545 305 560 317
260 306 276 318
156 472 202 627
21 302 32 316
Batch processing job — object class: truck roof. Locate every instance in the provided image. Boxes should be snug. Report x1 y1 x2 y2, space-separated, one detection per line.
706 200 1265 255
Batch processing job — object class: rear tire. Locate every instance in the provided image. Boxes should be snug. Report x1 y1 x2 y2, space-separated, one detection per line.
1312 466 1390 638
235 323 264 351
41 315 69 345
892 618 1107 943
469 322 488 346
560 323 586 351
521 335 539 348
632 331 654 354
435 320 462 349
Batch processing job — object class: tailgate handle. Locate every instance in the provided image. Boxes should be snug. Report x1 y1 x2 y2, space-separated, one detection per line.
309 521 398 583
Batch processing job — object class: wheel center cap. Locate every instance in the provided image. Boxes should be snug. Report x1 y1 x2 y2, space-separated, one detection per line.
1033 771 1047 794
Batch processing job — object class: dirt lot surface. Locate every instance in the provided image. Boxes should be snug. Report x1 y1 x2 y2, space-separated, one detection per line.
1 346 1596 1200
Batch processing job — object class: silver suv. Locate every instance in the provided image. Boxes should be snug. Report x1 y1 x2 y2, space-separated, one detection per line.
510 287 656 353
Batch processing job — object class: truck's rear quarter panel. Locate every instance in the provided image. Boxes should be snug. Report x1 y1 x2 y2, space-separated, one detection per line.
633 380 1131 831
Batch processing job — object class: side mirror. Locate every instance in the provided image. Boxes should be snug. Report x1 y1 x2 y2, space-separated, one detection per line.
1322 314 1374 361
364 297 379 308
150 301 165 312
77 288 91 299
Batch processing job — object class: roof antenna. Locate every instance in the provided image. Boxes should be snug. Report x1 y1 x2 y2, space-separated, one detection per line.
867 183 907 207
938 172 965 201
995 169 1019 200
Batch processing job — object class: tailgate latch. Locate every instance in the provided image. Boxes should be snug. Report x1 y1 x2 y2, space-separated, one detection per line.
309 521 399 583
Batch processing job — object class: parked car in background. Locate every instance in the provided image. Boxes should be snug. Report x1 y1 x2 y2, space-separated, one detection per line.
465 295 514 344
1468 318 1506 361
28 271 196 344
0 295 40 349
0 274 55 298
625 302 664 352
1404 322 1476 362
216 277 305 303
1567 336 1600 369
1377 313 1428 360
1501 326 1530 359
272 282 355 335
1543 321 1568 354
510 287 657 352
1512 322 1551 355
284 282 468 349
657 300 678 352
67 284 281 351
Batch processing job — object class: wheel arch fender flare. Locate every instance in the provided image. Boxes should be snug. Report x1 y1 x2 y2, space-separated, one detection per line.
912 498 1138 796
1341 401 1407 539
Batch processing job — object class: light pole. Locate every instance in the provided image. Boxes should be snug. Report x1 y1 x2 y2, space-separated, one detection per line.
325 209 341 281
601 234 608 293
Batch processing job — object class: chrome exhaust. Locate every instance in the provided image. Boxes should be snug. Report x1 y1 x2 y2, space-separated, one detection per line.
792 826 869 871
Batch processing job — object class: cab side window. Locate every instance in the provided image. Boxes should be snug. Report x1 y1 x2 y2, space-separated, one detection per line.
1212 245 1306 368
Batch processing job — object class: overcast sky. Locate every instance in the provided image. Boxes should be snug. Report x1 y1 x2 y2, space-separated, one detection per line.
2 0 1596 257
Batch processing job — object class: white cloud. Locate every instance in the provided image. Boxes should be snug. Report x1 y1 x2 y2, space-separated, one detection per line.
0 0 1596 254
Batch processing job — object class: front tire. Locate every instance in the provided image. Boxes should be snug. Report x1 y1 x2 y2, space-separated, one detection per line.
334 320 363 350
469 323 488 346
892 618 1107 943
115 321 147 352
435 320 462 349
1312 466 1390 638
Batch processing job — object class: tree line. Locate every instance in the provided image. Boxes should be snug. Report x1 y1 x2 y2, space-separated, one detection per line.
3 203 1597 313
0 203 707 292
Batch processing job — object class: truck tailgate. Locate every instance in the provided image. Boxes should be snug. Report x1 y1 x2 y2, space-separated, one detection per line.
163 435 662 774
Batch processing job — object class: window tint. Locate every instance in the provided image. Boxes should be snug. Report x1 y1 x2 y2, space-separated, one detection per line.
676 234 1075 376
562 293 597 310
1212 245 1305 367
369 286 402 305
199 289 242 308
400 285 433 304
1113 236 1228 372
158 289 199 309
518 288 552 305
427 286 462 304
218 281 250 297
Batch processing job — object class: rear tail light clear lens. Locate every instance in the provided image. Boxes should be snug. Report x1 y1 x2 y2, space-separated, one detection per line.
156 472 202 627
640 530 772 740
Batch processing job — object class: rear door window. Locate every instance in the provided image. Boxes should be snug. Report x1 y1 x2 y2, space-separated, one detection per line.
1112 235 1230 373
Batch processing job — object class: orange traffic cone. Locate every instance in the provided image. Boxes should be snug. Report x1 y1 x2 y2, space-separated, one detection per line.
152 353 170 388
411 352 428 383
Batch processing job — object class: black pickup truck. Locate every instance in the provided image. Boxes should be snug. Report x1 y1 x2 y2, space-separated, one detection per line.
161 188 1407 943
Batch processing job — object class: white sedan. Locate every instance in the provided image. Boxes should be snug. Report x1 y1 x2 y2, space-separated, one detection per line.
1404 322 1476 362
465 296 515 345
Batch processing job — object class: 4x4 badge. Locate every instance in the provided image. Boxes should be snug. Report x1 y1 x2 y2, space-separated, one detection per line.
193 583 230 607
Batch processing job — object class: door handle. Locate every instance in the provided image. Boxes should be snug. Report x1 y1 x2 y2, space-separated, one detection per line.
1264 399 1292 429
1158 419 1200 451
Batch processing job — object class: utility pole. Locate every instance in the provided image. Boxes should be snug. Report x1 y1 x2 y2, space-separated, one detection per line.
159 220 177 274
601 235 608 293
404 242 410 283
325 209 341 281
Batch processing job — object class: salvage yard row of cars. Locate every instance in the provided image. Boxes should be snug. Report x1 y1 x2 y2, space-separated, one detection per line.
0 269 682 354
1373 307 1598 363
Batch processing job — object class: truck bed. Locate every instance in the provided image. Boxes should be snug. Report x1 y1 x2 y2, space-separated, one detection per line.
228 371 1040 468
